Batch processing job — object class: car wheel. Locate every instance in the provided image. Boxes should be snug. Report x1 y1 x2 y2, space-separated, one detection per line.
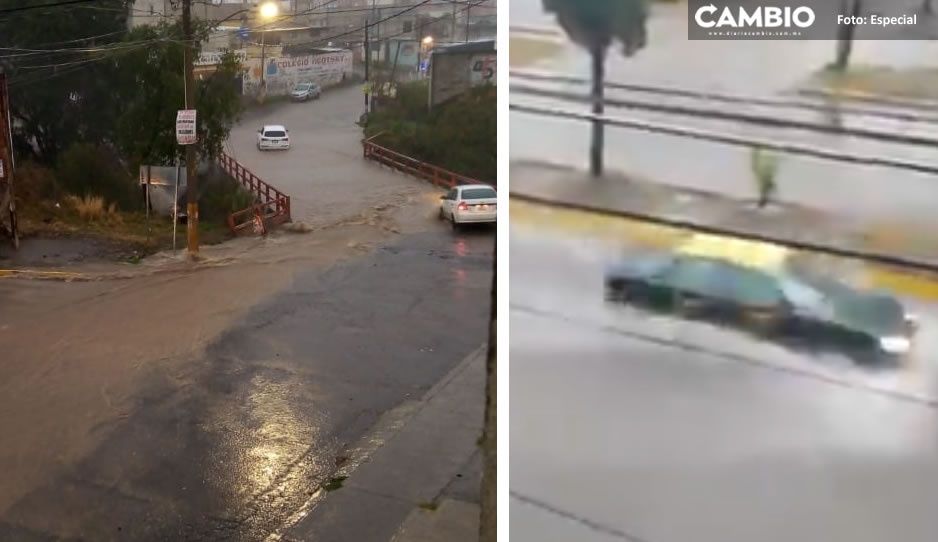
438 207 445 220
450 215 460 231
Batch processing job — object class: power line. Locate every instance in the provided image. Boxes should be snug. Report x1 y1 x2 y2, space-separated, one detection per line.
0 0 94 15
282 0 487 49
282 0 433 47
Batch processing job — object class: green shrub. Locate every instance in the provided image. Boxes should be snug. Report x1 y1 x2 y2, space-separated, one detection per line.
55 143 138 210
199 167 257 222
366 83 496 182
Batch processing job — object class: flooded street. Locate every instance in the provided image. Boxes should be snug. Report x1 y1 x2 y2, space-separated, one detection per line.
0 86 495 540
509 204 938 541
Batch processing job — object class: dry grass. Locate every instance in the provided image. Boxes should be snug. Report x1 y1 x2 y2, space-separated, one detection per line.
66 195 106 221
64 195 124 225
509 36 563 68
811 67 938 102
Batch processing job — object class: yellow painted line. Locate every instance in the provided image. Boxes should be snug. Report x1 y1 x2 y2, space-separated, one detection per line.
511 198 938 302
0 269 85 280
510 198 690 250
866 268 938 302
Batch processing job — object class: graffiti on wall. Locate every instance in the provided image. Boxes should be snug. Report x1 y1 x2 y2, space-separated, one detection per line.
242 51 353 96
469 54 496 85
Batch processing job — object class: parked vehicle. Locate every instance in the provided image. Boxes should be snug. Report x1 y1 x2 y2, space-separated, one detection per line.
291 82 321 102
603 237 917 361
439 184 497 228
257 125 290 151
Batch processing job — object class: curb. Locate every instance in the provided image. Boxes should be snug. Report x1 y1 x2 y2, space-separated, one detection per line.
274 344 486 541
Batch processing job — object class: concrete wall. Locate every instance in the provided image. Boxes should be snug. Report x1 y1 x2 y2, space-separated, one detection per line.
429 49 496 108
242 51 354 96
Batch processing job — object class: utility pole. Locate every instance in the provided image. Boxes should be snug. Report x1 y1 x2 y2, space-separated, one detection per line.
260 29 267 99
465 4 470 42
182 0 199 255
452 2 457 42
364 19 370 114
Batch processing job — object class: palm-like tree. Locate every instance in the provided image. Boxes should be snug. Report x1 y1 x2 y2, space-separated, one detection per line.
542 0 648 177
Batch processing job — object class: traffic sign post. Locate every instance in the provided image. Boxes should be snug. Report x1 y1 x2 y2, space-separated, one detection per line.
176 109 197 145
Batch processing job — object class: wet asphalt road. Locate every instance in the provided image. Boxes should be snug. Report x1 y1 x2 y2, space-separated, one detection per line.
0 224 493 541
510 0 938 224
509 220 938 542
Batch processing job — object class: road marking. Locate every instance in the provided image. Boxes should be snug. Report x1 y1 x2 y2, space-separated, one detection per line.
0 269 86 280
511 198 938 302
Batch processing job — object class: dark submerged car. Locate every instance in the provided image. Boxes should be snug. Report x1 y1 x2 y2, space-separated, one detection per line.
604 251 917 361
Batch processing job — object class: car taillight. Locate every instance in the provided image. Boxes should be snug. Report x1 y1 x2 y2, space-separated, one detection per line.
458 202 468 211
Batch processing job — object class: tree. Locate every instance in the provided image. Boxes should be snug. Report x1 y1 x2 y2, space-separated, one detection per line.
0 0 132 162
833 0 862 71
111 22 243 168
751 147 779 209
542 0 648 177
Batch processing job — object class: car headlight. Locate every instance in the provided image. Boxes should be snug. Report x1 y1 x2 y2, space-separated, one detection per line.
879 336 911 355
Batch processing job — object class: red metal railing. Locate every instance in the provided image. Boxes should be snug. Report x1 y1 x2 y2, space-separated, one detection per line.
362 134 495 189
218 153 292 234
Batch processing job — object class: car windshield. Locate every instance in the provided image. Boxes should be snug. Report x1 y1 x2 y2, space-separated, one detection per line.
462 188 496 200
294 84 310 91
265 130 286 138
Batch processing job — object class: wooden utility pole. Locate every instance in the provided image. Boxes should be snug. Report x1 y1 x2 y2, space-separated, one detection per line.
364 19 370 114
0 73 18 249
181 0 199 255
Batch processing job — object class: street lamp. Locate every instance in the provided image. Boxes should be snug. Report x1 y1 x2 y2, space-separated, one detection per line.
259 1 278 20
419 36 434 77
258 1 279 99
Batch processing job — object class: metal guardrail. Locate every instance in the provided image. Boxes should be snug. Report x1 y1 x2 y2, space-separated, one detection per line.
218 153 291 235
362 134 495 189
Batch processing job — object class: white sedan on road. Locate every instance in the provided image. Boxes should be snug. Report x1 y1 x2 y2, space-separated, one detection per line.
439 184 497 228
257 125 290 151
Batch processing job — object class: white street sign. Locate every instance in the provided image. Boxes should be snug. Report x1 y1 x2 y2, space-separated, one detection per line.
176 109 197 145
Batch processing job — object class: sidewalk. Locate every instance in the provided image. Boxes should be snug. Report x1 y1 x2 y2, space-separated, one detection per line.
510 160 938 270
282 346 486 542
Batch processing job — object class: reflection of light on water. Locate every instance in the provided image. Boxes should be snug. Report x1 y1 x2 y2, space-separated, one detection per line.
242 375 325 497
455 239 468 257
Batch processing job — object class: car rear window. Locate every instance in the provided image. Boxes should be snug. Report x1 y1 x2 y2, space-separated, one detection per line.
462 188 496 200
265 130 286 138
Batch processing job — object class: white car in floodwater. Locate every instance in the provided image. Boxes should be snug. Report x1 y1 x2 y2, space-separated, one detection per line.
439 184 497 228
257 125 290 151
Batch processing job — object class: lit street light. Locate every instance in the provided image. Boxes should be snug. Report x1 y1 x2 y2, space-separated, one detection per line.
259 1 279 20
